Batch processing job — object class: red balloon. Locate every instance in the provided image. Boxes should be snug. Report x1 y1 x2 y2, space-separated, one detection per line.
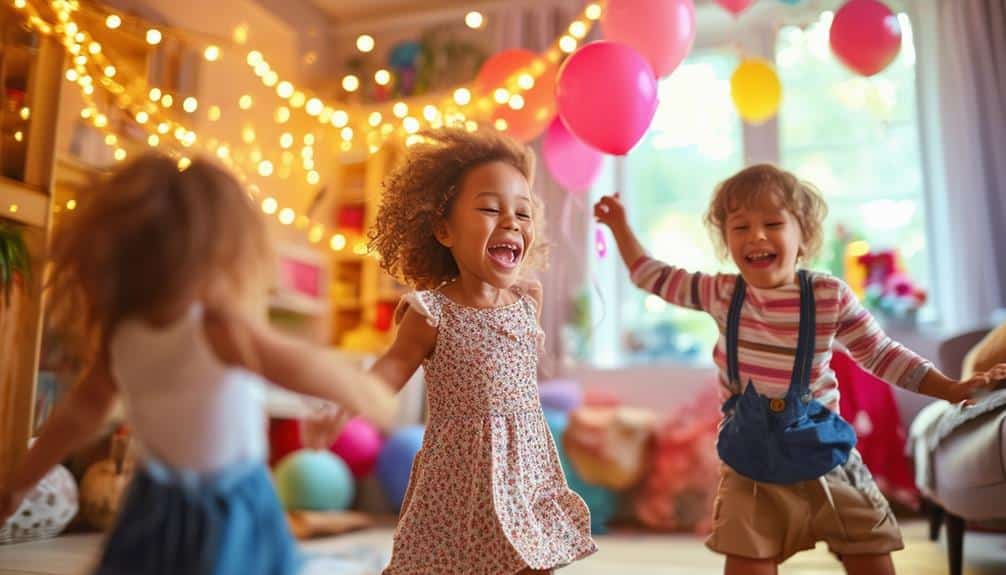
556 41 658 156
830 0 902 77
475 49 557 142
714 0 755 15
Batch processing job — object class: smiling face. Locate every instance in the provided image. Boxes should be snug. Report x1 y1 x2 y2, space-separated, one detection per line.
435 161 536 289
724 191 804 289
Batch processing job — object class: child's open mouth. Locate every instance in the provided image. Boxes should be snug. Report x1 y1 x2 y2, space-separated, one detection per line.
487 241 523 269
744 251 777 268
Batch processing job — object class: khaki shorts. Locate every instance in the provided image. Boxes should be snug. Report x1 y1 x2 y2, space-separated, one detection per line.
705 450 904 562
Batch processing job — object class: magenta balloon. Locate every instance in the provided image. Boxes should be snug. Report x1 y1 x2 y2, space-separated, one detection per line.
542 118 603 194
556 41 658 156
602 0 696 78
830 0 902 77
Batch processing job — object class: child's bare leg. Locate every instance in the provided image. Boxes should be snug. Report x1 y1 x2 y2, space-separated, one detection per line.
725 555 777 575
841 553 895 575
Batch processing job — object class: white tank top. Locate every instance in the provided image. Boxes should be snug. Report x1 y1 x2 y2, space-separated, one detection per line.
109 304 267 472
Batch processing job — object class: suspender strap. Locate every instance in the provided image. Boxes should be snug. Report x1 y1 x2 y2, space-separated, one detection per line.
725 270 816 395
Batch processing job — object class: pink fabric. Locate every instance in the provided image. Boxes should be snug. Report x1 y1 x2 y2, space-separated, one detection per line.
833 350 919 508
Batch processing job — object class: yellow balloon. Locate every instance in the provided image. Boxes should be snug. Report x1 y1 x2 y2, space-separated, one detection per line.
730 58 782 124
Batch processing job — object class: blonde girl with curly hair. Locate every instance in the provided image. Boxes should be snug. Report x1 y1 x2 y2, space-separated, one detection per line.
367 128 596 574
594 164 1005 575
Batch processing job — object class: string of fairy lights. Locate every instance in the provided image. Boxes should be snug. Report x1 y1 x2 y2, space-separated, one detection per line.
6 0 603 251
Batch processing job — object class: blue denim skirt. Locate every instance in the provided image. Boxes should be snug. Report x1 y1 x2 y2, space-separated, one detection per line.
95 459 301 575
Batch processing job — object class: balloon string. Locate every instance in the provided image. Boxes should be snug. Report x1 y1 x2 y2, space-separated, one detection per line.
560 192 607 343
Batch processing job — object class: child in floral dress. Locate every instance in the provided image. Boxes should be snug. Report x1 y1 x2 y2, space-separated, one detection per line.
367 128 597 574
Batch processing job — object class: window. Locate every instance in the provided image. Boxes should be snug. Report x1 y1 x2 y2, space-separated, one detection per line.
777 11 928 296
571 6 931 366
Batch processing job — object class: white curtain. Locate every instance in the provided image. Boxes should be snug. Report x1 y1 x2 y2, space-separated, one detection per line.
915 0 1006 333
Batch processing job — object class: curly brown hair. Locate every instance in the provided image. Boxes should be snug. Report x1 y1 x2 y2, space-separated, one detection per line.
704 163 828 261
47 153 270 352
369 128 548 290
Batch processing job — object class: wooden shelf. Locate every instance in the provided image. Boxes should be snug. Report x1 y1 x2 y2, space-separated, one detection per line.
269 292 327 317
0 178 46 227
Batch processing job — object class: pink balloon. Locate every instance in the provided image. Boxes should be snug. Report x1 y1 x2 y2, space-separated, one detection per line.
830 0 902 77
715 0 755 15
556 41 658 156
602 0 696 78
542 118 603 193
329 417 384 478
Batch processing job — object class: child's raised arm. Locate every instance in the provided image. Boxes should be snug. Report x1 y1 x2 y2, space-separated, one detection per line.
203 307 397 429
1 353 119 520
594 194 726 314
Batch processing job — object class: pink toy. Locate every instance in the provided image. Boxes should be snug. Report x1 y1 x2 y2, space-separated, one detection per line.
330 417 384 478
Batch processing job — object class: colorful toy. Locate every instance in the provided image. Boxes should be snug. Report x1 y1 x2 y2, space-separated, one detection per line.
330 417 384 478
0 465 77 544
563 405 655 490
374 425 425 511
274 450 355 511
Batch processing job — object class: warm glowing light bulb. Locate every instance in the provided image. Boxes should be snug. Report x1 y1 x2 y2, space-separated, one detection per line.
465 11 484 29
203 45 220 62
356 34 375 53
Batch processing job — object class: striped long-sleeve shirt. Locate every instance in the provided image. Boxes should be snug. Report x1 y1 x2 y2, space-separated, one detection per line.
630 256 932 411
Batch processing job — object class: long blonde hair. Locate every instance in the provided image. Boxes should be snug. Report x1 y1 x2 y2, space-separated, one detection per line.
47 154 271 352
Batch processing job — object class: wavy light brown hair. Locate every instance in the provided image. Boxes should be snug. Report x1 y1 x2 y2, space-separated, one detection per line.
704 163 828 262
47 154 270 352
369 128 548 290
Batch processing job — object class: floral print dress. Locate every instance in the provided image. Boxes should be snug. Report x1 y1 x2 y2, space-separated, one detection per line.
384 289 596 575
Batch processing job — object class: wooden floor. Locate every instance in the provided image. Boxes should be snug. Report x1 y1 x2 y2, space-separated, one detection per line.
1 521 1004 574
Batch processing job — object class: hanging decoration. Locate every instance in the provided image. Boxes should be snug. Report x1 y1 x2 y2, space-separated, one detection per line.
829 0 902 77
474 49 557 143
542 117 603 194
556 41 658 156
601 0 696 78
730 58 782 124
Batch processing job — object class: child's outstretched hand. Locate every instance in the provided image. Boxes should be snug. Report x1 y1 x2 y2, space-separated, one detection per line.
300 403 352 450
593 194 628 232
948 363 1006 404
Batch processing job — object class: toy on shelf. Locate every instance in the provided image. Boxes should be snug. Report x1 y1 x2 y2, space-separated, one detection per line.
78 427 134 530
